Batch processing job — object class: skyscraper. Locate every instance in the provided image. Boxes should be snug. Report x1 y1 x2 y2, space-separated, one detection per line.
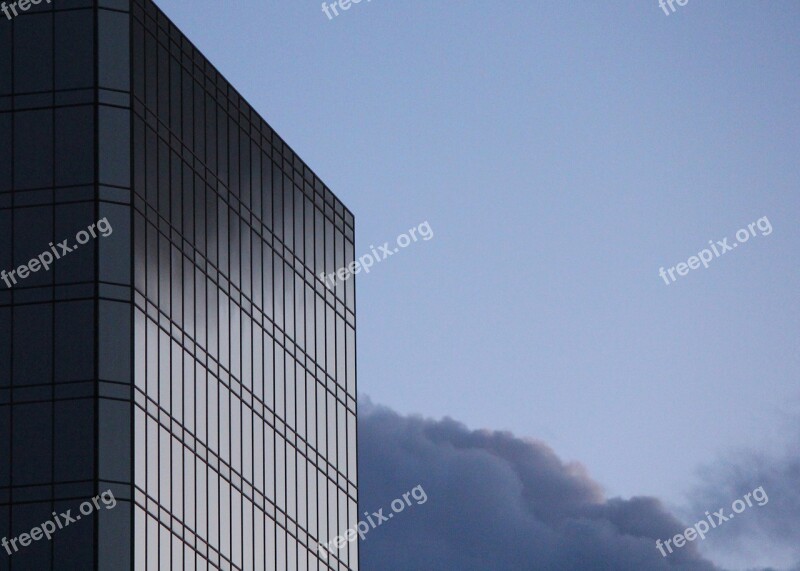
0 1 359 569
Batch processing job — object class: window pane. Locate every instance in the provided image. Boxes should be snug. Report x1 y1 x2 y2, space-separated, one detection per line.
13 205 53 288
0 24 10 95
56 106 94 186
55 202 95 284
13 304 53 386
54 399 94 481
14 110 53 189
12 503 52 568
12 403 52 485
99 300 131 383
53 499 94 568
99 106 131 186
99 10 130 91
14 14 53 93
0 405 9 487
0 114 10 191
99 399 131 481
99 501 131 569
55 10 93 90
55 300 94 382
100 202 131 284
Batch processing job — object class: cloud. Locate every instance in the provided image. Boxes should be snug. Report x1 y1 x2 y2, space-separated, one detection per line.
682 438 800 571
357 399 722 570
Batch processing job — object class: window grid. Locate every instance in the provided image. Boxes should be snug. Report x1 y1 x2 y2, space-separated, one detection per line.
130 0 358 568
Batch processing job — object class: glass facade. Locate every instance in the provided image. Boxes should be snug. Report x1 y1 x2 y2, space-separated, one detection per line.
0 0 358 569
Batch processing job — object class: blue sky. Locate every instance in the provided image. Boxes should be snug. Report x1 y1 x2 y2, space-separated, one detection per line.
154 1 800 568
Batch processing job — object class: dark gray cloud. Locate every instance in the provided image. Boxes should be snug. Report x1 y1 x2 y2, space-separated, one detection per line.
358 399 722 571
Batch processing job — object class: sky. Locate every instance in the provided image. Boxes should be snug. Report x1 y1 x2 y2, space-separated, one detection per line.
153 1 800 568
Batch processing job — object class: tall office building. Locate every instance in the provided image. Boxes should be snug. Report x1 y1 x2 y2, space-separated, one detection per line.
0 1 359 569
